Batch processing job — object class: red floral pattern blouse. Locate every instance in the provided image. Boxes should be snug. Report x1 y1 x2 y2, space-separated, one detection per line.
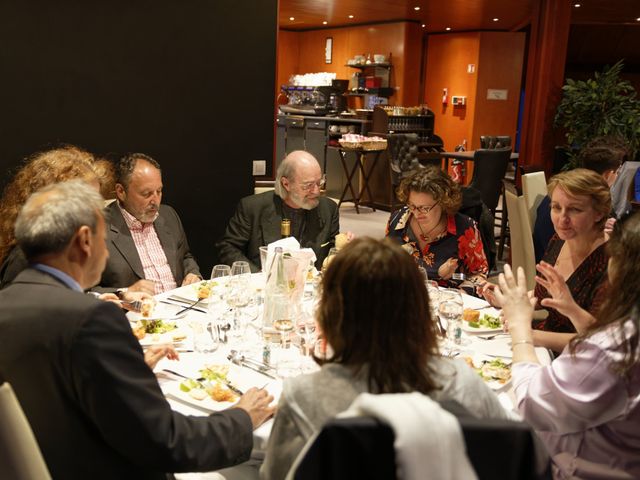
386 208 488 292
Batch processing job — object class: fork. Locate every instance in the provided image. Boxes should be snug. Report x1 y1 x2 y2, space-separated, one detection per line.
478 333 509 340
120 299 142 311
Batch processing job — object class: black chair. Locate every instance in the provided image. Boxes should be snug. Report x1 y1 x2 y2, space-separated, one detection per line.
468 148 513 215
387 133 422 187
293 401 550 480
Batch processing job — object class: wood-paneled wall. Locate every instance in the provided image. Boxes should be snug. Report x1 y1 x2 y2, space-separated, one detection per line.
472 32 526 148
423 32 525 152
423 33 481 151
278 22 422 106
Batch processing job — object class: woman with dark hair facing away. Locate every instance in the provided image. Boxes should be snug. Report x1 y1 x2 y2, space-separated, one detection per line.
261 237 511 479
386 166 488 294
496 211 640 479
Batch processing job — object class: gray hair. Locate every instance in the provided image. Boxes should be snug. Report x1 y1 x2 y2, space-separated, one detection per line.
15 180 105 260
116 153 161 190
274 150 319 199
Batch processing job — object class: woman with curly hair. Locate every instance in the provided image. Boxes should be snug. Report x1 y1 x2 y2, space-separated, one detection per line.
386 165 488 292
496 210 640 479
0 146 104 287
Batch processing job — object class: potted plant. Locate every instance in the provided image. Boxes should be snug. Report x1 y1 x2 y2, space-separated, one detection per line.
554 60 640 169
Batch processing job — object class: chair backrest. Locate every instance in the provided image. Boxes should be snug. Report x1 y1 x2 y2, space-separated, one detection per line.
480 135 511 149
387 133 421 186
468 148 512 212
521 171 548 229
291 405 544 480
505 183 536 290
0 380 51 480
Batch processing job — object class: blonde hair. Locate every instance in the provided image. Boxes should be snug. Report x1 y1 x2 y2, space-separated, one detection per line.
547 168 611 229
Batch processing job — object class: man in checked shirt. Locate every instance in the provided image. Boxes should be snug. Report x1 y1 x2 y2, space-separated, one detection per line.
97 153 202 295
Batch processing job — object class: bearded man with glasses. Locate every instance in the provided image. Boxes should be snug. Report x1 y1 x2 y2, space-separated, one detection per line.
217 150 341 272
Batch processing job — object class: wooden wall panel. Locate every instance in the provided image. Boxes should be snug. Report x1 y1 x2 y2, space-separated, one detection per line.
401 22 423 106
472 32 525 149
423 33 480 151
277 30 300 91
279 22 420 106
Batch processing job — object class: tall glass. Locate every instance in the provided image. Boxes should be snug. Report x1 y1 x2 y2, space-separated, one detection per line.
438 288 464 354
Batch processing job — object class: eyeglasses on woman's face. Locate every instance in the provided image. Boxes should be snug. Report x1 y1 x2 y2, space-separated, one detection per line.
407 202 439 215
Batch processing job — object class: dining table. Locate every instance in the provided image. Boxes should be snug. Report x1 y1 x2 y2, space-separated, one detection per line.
131 274 551 479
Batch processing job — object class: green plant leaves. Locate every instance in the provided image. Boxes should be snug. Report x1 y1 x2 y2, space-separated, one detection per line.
554 60 640 167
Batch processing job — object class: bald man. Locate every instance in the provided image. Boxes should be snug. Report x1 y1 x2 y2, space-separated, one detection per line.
217 151 340 272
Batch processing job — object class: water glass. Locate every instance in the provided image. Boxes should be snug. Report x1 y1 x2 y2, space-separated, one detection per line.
438 288 464 348
193 318 219 354
426 280 440 323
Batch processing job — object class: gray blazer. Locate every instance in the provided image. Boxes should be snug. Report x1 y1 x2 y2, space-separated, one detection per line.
99 202 201 291
0 268 252 479
216 191 339 272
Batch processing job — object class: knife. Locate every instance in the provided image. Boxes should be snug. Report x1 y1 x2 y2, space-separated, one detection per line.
160 299 207 314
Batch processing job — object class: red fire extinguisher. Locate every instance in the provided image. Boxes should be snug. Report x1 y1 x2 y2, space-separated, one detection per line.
451 139 467 184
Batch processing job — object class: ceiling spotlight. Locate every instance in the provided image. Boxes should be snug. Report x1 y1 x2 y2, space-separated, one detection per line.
445 27 451 31
322 21 328 25
348 15 354 19
414 6 421 11
289 17 294 21
421 24 426 28
636 17 640 21
492 18 499 22
574 3 581 7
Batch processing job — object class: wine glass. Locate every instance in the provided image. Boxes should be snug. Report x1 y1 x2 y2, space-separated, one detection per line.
438 288 464 354
227 261 254 340
208 264 231 340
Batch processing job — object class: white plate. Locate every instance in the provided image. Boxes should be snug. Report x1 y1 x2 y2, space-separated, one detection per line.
127 303 189 323
168 280 224 305
137 328 189 347
467 355 512 391
164 380 238 412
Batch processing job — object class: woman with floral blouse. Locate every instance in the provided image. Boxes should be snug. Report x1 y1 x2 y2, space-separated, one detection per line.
386 166 488 294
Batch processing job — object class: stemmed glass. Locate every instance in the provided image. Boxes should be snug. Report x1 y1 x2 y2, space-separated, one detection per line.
227 261 254 340
208 265 231 342
438 288 464 355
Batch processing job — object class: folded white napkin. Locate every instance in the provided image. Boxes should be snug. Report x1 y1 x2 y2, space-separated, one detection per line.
340 392 477 480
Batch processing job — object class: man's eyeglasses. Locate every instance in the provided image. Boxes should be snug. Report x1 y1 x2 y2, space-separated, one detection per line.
298 175 327 192
407 202 438 215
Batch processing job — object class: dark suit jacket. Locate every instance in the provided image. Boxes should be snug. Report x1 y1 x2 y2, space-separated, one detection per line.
0 268 253 479
99 202 201 291
216 191 340 272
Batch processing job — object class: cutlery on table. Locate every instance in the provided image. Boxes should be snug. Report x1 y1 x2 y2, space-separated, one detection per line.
120 299 142 311
478 333 510 340
227 354 276 379
160 298 207 314
175 299 204 315
162 369 244 396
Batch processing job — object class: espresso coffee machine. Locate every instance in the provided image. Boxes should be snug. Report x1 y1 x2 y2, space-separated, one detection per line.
279 79 348 116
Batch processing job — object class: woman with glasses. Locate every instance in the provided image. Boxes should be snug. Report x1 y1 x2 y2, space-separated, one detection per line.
495 210 640 479
386 166 488 293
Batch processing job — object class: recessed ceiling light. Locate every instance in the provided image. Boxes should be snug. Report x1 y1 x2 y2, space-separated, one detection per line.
636 17 640 21
574 3 581 7
493 18 499 22
414 6 421 11
445 27 451 31
421 24 426 28
289 17 294 21
322 21 328 25
348 15 354 19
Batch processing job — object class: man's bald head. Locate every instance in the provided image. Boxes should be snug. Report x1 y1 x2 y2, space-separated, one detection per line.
274 151 322 204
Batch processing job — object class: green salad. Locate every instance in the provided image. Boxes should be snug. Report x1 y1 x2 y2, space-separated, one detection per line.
467 313 502 329
140 319 177 334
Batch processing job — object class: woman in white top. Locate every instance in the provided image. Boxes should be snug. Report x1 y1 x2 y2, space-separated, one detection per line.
496 211 640 479
261 237 512 480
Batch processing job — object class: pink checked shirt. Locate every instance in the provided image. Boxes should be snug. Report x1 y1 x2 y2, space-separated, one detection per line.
118 204 177 294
